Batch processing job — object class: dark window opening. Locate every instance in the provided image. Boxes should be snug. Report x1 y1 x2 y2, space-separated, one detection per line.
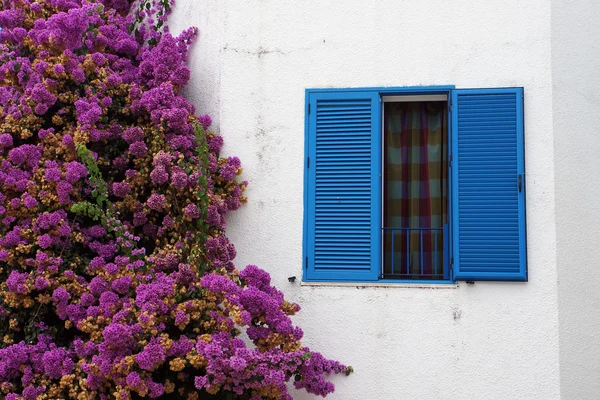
382 99 449 280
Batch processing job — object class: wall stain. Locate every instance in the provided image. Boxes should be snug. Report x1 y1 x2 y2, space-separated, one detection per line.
453 307 462 322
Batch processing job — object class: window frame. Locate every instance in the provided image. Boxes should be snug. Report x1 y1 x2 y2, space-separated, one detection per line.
303 85 527 284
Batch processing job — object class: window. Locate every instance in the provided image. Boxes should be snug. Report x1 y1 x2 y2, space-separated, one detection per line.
303 86 527 283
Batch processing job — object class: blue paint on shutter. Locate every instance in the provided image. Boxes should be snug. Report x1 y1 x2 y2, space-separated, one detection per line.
304 90 381 281
451 88 527 281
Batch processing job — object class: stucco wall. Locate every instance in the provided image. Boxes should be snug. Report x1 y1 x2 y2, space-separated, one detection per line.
169 1 560 398
552 1 600 399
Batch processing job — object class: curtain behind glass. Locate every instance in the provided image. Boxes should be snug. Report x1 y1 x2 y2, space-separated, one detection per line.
383 102 447 278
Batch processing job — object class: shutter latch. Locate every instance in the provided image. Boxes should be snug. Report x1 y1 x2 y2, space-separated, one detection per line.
518 174 523 192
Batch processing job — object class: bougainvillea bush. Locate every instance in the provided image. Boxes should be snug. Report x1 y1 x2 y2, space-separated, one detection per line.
0 0 351 398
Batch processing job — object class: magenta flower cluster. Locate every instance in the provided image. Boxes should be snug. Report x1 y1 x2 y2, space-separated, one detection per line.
0 0 350 398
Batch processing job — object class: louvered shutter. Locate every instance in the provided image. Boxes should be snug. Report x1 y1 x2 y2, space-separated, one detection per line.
451 88 527 281
304 91 381 281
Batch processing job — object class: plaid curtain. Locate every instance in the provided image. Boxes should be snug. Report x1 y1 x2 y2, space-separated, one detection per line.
383 102 448 278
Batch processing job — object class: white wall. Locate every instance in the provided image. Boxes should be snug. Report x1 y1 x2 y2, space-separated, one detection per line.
552 1 600 399
169 1 561 398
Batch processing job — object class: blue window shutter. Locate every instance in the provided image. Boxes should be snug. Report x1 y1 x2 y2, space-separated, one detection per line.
304 90 381 281
451 88 527 281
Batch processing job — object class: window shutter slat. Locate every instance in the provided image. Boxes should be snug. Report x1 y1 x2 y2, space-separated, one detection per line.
451 88 527 281
304 91 381 281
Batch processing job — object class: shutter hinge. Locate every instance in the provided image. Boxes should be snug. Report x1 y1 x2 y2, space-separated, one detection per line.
305 256 308 270
308 103 311 114
450 257 454 268
449 154 453 168
307 156 310 168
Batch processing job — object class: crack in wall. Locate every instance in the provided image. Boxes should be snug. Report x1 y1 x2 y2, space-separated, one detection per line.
221 43 317 57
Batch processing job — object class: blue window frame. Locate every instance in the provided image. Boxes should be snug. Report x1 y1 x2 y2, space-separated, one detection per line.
303 86 527 283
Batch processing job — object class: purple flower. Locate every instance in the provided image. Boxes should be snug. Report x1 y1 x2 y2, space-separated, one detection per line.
112 156 128 170
100 97 112 107
62 134 74 147
102 323 133 348
58 223 71 237
56 180 73 203
175 310 189 325
116 38 139 55
91 52 106 66
45 168 61 182
31 83 57 107
146 193 166 211
42 349 74 379
8 147 26 165
170 171 188 189
172 66 190 86
198 114 212 131
133 211 147 226
136 344 165 371
90 277 108 297
150 165 168 185
74 98 102 125
126 371 142 387
37 233 52 249
23 195 38 209
99 291 119 308
0 134 13 147
194 375 208 389
88 256 105 271
208 135 223 154
35 277 48 290
129 141 148 158
112 181 130 198
220 157 240 180
123 127 144 143
64 161 88 183
6 270 28 294
162 215 174 227
52 287 70 306
80 293 95 306
183 203 200 219
152 151 173 168
111 276 132 294
229 356 247 371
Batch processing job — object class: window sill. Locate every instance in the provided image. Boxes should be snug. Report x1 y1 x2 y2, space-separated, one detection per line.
300 281 458 289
